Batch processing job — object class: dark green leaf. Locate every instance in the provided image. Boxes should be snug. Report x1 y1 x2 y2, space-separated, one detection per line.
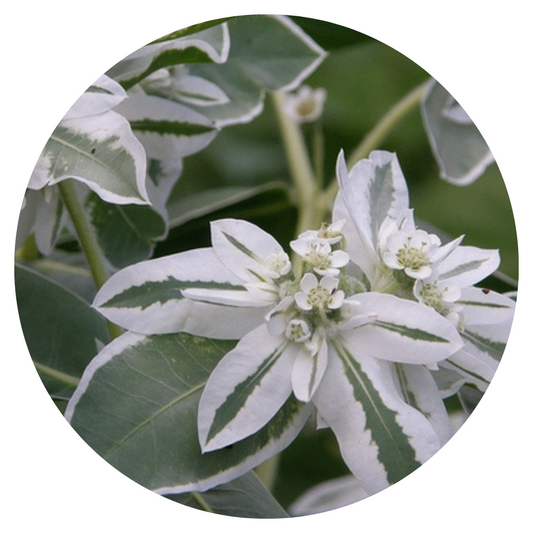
85 192 167 269
66 332 312 496
15 263 109 398
166 471 288 518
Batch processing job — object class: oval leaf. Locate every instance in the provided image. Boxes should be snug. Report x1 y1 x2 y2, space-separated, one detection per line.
15 263 110 398
65 331 312 494
421 79 494 185
37 111 149 205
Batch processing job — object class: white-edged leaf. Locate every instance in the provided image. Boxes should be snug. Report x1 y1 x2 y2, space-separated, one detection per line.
107 22 230 89
393 363 453 446
289 475 369 516
166 471 288 518
439 349 496 392
17 187 67 255
457 287 516 325
210 218 286 284
198 325 299 452
116 94 218 161
430 365 468 398
346 292 463 365
64 75 128 120
66 331 312 495
29 74 149 205
334 150 409 279
332 194 375 283
439 318 513 390
291 340 328 402
437 245 500 287
34 110 149 205
93 248 266 338
461 319 513 365
422 79 494 185
170 73 230 107
15 263 110 399
314 340 441 494
188 15 327 126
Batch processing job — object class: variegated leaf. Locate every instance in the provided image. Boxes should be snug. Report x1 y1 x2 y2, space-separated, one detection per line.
313 339 441 494
422 79 494 185
198 325 299 452
457 287 516 325
17 188 67 256
108 22 230 90
347 292 464 365
440 349 495 392
440 317 513 391
65 331 312 494
209 218 286 286
63 75 129 120
393 363 453 446
437 246 500 287
15 263 110 399
334 150 409 279
188 15 327 126
166 471 288 518
34 111 149 205
116 94 218 162
289 475 368 516
93 248 267 338
460 318 512 367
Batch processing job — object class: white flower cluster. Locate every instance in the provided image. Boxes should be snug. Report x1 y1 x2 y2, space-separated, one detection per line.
94 149 515 496
376 208 467 328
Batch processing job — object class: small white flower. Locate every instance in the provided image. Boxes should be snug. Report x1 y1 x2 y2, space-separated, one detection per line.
283 85 327 123
264 251 292 279
382 229 441 280
291 236 349 277
295 273 345 311
414 276 461 313
298 220 346 245
413 275 466 329
285 318 312 343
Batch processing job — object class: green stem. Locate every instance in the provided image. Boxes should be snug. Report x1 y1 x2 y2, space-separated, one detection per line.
191 491 214 513
33 360 80 388
312 122 325 191
57 180 122 339
272 92 322 240
320 79 430 214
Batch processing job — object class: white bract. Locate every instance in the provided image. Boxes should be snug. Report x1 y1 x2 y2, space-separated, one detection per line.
92 149 515 496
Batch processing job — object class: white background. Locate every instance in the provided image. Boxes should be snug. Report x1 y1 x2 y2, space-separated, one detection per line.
2 1 531 531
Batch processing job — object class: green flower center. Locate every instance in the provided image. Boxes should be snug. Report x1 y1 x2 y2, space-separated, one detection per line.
306 286 332 309
419 282 443 311
396 245 430 271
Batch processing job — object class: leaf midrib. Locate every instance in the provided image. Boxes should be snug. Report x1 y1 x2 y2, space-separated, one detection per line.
103 381 205 459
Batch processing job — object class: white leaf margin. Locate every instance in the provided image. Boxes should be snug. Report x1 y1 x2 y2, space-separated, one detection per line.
65 330 313 496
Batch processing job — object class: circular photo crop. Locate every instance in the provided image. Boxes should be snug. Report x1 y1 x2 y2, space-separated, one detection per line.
14 14 517 519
